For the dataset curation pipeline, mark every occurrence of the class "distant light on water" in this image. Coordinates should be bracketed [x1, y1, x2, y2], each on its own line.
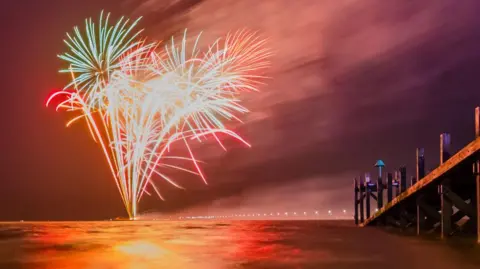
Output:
[166, 209, 348, 220]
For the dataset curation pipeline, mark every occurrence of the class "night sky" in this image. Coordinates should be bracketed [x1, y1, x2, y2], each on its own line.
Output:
[2, 0, 480, 220]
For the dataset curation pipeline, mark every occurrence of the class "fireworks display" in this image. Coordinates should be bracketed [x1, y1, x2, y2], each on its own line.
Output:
[46, 11, 271, 219]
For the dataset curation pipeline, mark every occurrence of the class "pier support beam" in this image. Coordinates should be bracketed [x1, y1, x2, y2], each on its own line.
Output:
[354, 178, 359, 225]
[365, 174, 371, 219]
[441, 179, 453, 238]
[416, 148, 426, 235]
[475, 107, 479, 138]
[417, 195, 425, 235]
[443, 186, 475, 218]
[387, 173, 393, 202]
[394, 171, 400, 197]
[440, 133, 452, 239]
[416, 148, 425, 181]
[440, 133, 451, 164]
[399, 205, 408, 229]
[377, 177, 384, 210]
[477, 162, 480, 243]
[474, 160, 480, 243]
[410, 176, 416, 186]
[475, 107, 480, 243]
[360, 178, 364, 223]
[399, 167, 407, 193]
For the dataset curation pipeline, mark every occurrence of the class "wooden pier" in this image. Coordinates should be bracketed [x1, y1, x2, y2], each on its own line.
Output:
[354, 107, 480, 242]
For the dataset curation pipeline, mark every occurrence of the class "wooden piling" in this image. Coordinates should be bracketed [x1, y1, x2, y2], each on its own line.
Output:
[440, 133, 452, 239]
[416, 194, 425, 235]
[394, 171, 400, 197]
[354, 178, 359, 225]
[416, 148, 426, 235]
[441, 179, 453, 238]
[475, 160, 480, 243]
[365, 174, 371, 219]
[475, 108, 480, 243]
[475, 107, 480, 138]
[393, 171, 398, 197]
[440, 133, 451, 164]
[359, 178, 364, 223]
[387, 173, 393, 203]
[399, 167, 407, 193]
[377, 176, 384, 211]
[416, 148, 425, 180]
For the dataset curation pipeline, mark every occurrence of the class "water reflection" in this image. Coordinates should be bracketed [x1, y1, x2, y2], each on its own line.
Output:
[1, 220, 473, 269]
[0, 221, 320, 268]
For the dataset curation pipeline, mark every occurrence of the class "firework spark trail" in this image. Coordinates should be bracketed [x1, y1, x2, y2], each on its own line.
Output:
[46, 11, 271, 219]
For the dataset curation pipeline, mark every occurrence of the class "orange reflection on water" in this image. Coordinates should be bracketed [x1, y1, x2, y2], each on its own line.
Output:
[115, 240, 166, 258]
[225, 221, 304, 265]
[5, 221, 311, 269]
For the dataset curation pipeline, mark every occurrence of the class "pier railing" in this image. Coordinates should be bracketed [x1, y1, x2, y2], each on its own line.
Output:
[354, 107, 480, 243]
